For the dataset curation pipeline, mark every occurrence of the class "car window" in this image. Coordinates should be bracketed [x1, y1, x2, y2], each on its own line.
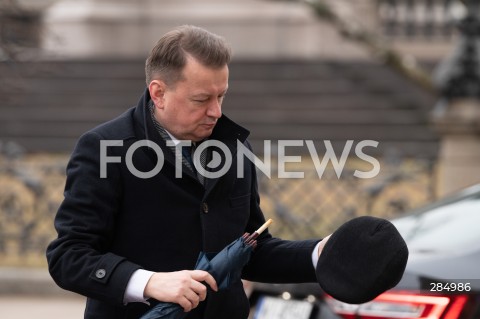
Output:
[392, 196, 480, 253]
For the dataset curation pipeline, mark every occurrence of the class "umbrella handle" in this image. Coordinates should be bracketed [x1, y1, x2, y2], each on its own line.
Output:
[255, 219, 273, 234]
[243, 219, 273, 247]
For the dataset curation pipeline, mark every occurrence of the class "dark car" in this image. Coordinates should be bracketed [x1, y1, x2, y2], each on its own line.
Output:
[249, 184, 480, 319]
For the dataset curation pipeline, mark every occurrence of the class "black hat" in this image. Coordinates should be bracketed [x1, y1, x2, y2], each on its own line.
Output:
[316, 216, 408, 304]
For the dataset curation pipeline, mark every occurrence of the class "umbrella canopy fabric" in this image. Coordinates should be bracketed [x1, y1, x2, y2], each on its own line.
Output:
[140, 229, 263, 319]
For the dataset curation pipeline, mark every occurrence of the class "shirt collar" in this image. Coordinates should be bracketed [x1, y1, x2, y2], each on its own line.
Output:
[165, 130, 181, 146]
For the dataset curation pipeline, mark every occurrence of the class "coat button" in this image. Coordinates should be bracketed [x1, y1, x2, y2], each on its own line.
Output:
[95, 269, 106, 279]
[202, 202, 209, 213]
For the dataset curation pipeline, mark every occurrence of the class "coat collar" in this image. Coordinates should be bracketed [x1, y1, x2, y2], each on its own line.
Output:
[134, 88, 250, 147]
[132, 88, 251, 191]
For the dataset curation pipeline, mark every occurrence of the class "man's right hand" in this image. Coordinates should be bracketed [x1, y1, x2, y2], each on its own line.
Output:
[144, 270, 218, 312]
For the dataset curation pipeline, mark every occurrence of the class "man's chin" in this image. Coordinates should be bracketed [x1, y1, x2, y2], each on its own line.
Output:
[197, 127, 215, 140]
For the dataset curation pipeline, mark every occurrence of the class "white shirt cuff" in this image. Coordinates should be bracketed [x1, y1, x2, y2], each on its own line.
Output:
[123, 269, 155, 304]
[311, 241, 322, 268]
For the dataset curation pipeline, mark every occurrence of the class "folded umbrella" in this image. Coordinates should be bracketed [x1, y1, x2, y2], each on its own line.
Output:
[140, 219, 273, 319]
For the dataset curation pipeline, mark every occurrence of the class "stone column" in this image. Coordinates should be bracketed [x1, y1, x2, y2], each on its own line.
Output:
[432, 99, 480, 195]
[0, 0, 58, 59]
[431, 1, 480, 196]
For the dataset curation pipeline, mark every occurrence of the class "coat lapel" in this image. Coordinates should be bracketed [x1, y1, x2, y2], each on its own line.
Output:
[133, 88, 200, 182]
[203, 114, 250, 197]
[133, 88, 251, 191]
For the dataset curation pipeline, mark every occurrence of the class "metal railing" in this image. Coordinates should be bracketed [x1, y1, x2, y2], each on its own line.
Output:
[0, 142, 66, 266]
[378, 0, 464, 39]
[257, 158, 436, 240]
[0, 148, 437, 266]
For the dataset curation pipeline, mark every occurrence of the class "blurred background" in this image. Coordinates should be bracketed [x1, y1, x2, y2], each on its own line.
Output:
[0, 0, 479, 317]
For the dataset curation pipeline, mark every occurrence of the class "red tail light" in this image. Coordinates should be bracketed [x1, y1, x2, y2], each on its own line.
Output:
[326, 292, 469, 319]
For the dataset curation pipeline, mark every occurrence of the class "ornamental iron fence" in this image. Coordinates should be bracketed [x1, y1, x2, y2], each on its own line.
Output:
[0, 144, 436, 266]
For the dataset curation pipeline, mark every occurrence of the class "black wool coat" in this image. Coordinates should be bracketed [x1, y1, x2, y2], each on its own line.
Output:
[46, 89, 319, 319]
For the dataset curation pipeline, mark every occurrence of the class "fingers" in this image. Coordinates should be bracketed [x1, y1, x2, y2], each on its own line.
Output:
[144, 270, 218, 313]
[175, 271, 216, 312]
[318, 234, 332, 257]
[190, 279, 208, 301]
[179, 289, 201, 312]
[191, 270, 218, 292]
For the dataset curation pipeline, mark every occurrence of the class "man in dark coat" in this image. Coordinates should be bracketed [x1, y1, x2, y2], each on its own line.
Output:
[46, 25, 326, 319]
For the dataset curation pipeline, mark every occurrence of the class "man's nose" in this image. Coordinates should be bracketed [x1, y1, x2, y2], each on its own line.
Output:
[207, 99, 222, 119]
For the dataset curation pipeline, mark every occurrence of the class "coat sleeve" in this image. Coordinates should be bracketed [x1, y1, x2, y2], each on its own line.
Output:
[241, 143, 321, 284]
[46, 131, 142, 305]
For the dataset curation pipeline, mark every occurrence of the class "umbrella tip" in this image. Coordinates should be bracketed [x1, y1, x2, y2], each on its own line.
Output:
[256, 219, 273, 235]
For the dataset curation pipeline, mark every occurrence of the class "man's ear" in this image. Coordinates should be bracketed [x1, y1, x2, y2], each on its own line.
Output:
[148, 80, 167, 109]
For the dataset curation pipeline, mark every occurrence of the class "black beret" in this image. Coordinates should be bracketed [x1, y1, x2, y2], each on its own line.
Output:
[316, 216, 408, 304]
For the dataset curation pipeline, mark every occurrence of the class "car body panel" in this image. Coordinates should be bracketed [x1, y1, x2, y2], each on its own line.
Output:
[249, 184, 480, 318]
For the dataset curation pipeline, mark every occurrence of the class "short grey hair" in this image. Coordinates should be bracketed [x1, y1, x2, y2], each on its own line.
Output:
[145, 25, 232, 86]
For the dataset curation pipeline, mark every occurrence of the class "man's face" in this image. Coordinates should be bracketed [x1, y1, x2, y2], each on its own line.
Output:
[151, 56, 229, 142]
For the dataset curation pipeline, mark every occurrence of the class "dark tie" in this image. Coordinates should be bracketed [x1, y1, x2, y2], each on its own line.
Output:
[182, 145, 195, 170]
[184, 142, 207, 185]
